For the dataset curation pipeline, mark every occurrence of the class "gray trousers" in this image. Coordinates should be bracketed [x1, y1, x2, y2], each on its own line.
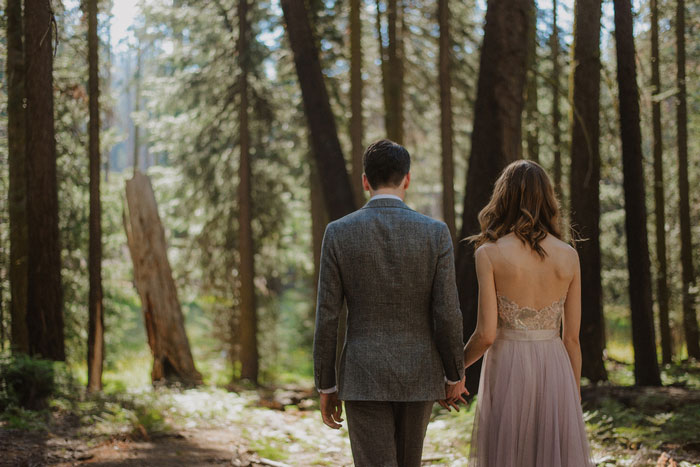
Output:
[344, 400, 434, 467]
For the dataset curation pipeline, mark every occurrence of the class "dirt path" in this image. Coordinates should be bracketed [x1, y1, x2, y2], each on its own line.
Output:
[3, 386, 699, 466]
[1, 389, 356, 467]
[69, 429, 245, 466]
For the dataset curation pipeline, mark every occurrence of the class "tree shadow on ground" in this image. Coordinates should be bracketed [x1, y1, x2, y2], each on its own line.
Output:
[81, 431, 238, 466]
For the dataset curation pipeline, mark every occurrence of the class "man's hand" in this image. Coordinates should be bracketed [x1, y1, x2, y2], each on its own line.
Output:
[320, 392, 344, 429]
[438, 376, 469, 412]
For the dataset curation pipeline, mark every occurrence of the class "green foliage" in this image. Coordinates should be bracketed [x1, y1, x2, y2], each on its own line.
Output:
[0, 353, 55, 410]
[67, 390, 173, 439]
[586, 398, 700, 454]
[0, 358, 173, 439]
[249, 434, 291, 462]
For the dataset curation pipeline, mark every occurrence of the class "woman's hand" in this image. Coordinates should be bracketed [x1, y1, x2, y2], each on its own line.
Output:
[438, 376, 469, 411]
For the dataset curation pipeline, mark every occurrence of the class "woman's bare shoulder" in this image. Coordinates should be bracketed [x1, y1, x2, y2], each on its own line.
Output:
[475, 242, 493, 258]
[546, 236, 579, 269]
[475, 242, 498, 266]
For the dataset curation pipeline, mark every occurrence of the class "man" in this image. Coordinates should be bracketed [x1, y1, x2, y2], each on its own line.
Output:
[313, 139, 466, 466]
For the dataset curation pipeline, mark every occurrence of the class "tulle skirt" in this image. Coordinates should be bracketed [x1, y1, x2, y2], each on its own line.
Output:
[469, 328, 594, 467]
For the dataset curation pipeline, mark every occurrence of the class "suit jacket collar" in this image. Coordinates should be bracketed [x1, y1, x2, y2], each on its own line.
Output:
[362, 197, 414, 211]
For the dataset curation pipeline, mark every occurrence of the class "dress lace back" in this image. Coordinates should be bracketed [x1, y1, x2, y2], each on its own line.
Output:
[496, 294, 566, 331]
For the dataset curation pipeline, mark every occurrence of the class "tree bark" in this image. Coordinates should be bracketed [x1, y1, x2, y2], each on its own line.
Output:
[7, 0, 29, 354]
[311, 159, 327, 299]
[550, 0, 563, 199]
[0, 263, 4, 351]
[524, 0, 540, 163]
[456, 0, 530, 394]
[350, 0, 365, 207]
[675, 0, 700, 359]
[650, 0, 672, 364]
[613, 0, 661, 386]
[281, 0, 357, 221]
[439, 0, 456, 242]
[376, 0, 389, 137]
[87, 0, 104, 392]
[124, 173, 202, 385]
[132, 45, 142, 175]
[569, 0, 607, 383]
[385, 0, 404, 143]
[25, 0, 65, 361]
[236, 0, 258, 384]
[376, 0, 404, 144]
[104, 20, 112, 182]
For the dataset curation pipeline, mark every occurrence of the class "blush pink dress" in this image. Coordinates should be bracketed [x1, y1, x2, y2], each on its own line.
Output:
[469, 294, 594, 466]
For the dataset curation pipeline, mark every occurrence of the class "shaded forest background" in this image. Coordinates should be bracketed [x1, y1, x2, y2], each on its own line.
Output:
[0, 0, 700, 464]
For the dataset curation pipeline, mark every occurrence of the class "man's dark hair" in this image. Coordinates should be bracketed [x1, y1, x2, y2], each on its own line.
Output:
[362, 139, 411, 189]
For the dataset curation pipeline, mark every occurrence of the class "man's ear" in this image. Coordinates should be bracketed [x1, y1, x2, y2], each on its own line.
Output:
[362, 173, 372, 192]
[403, 172, 411, 190]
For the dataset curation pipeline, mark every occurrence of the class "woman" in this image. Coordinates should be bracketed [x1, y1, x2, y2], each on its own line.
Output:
[463, 160, 593, 466]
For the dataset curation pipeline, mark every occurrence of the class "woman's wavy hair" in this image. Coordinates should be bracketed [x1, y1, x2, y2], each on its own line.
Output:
[466, 159, 565, 258]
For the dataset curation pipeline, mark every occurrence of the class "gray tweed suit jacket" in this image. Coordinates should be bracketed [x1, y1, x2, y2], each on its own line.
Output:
[313, 197, 465, 401]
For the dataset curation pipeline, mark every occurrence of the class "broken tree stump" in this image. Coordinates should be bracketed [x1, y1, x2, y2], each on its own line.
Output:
[123, 171, 202, 385]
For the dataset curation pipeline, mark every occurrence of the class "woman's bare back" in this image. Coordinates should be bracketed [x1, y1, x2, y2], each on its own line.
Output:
[480, 232, 578, 310]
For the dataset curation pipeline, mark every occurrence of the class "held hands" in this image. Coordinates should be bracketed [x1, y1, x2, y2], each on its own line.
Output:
[438, 375, 469, 412]
[320, 392, 344, 429]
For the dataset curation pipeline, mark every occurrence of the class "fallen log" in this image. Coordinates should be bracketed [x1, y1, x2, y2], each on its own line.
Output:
[582, 384, 700, 411]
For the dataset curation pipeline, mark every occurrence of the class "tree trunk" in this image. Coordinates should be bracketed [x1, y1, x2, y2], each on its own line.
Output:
[376, 0, 405, 144]
[281, 0, 357, 221]
[376, 0, 390, 137]
[524, 0, 540, 163]
[569, 0, 607, 383]
[675, 0, 700, 359]
[613, 0, 661, 386]
[385, 0, 404, 143]
[7, 0, 29, 354]
[124, 173, 202, 385]
[0, 264, 4, 351]
[104, 21, 112, 183]
[550, 0, 563, 199]
[133, 46, 142, 175]
[311, 158, 327, 298]
[350, 0, 365, 207]
[456, 0, 530, 394]
[87, 0, 104, 392]
[236, 0, 258, 384]
[651, 0, 672, 364]
[25, 0, 65, 361]
[439, 0, 456, 242]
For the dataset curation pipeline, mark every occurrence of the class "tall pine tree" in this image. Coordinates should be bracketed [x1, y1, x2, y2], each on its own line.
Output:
[438, 0, 456, 241]
[349, 0, 365, 207]
[569, 0, 607, 382]
[456, 0, 531, 394]
[236, 0, 259, 384]
[7, 0, 29, 354]
[87, 0, 105, 391]
[650, 0, 672, 364]
[25, 0, 65, 360]
[281, 0, 356, 221]
[613, 0, 661, 386]
[675, 0, 700, 359]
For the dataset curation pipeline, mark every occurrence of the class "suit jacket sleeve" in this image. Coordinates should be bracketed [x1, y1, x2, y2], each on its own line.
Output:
[431, 223, 465, 382]
[313, 223, 344, 391]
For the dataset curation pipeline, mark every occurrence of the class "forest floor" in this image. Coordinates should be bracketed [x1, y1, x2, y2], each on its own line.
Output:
[2, 373, 700, 467]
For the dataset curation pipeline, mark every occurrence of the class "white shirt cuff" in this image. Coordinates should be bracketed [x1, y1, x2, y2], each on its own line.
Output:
[445, 377, 460, 385]
[318, 386, 338, 394]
